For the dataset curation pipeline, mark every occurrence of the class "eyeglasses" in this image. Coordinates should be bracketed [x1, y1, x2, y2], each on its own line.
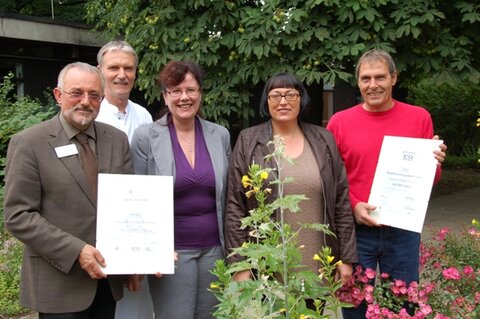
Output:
[166, 88, 200, 98]
[60, 89, 104, 103]
[268, 92, 300, 103]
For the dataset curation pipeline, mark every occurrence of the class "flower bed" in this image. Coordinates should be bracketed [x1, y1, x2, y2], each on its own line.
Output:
[337, 220, 480, 318]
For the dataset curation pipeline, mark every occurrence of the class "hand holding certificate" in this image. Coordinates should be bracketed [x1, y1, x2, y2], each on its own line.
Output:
[368, 136, 442, 233]
[96, 174, 175, 274]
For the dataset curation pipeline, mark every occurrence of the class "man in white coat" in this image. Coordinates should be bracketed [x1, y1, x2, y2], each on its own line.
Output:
[96, 40, 154, 319]
[96, 40, 153, 142]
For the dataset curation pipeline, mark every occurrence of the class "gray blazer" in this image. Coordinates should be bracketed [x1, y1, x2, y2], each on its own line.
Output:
[4, 114, 133, 313]
[131, 115, 231, 248]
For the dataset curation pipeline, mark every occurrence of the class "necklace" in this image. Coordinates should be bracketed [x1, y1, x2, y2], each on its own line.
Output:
[176, 130, 195, 154]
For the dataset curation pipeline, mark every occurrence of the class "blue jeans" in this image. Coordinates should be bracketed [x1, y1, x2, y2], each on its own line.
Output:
[342, 225, 420, 319]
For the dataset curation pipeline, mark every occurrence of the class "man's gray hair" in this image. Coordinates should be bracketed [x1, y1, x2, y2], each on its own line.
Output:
[355, 49, 396, 79]
[97, 40, 139, 67]
[57, 62, 105, 91]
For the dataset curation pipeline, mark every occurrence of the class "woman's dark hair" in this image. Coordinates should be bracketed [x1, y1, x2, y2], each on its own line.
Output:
[259, 73, 311, 118]
[157, 61, 203, 91]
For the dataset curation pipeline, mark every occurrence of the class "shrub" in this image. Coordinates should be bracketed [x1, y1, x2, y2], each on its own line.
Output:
[0, 72, 56, 229]
[0, 72, 56, 317]
[0, 233, 25, 316]
[407, 79, 480, 158]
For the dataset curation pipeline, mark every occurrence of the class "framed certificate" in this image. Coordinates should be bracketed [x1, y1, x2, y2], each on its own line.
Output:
[369, 136, 442, 233]
[96, 173, 174, 274]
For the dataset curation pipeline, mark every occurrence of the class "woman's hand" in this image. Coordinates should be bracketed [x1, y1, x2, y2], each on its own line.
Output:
[232, 270, 252, 281]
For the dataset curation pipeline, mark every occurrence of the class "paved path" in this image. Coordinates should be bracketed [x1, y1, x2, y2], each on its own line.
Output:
[12, 187, 480, 319]
[422, 186, 480, 240]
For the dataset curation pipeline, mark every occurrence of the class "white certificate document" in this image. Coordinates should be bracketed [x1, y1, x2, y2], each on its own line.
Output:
[96, 173, 174, 274]
[369, 136, 442, 233]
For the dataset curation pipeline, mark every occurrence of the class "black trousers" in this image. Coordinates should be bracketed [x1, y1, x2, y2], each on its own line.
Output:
[39, 279, 116, 319]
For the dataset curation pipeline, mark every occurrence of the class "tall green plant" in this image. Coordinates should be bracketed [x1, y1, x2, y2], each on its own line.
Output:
[0, 73, 56, 317]
[211, 137, 350, 318]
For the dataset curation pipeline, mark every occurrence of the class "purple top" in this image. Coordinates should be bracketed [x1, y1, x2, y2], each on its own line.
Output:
[168, 118, 220, 249]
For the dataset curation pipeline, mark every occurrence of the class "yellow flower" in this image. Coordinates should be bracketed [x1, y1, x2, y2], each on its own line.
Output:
[245, 190, 254, 198]
[313, 254, 321, 261]
[242, 175, 250, 188]
[260, 171, 269, 180]
[336, 260, 343, 266]
[473, 219, 479, 225]
[327, 255, 335, 264]
[253, 187, 260, 193]
[210, 283, 219, 289]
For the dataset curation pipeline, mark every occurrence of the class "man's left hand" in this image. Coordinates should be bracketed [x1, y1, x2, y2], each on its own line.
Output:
[433, 135, 447, 166]
[78, 244, 107, 279]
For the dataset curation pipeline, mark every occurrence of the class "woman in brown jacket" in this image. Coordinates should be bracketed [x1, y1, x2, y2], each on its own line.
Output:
[224, 73, 357, 284]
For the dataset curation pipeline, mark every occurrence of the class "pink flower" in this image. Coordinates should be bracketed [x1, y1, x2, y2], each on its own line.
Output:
[436, 227, 451, 241]
[397, 308, 411, 318]
[433, 261, 442, 269]
[407, 281, 419, 303]
[380, 307, 395, 318]
[337, 284, 365, 307]
[467, 227, 480, 238]
[462, 265, 474, 275]
[442, 267, 461, 280]
[365, 268, 377, 280]
[364, 285, 375, 303]
[453, 296, 465, 307]
[391, 279, 408, 296]
[419, 244, 432, 268]
[475, 291, 480, 304]
[418, 304, 432, 316]
[366, 304, 381, 319]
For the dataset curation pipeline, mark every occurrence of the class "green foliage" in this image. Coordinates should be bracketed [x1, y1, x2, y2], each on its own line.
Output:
[0, 73, 56, 158]
[443, 154, 479, 169]
[0, 73, 56, 218]
[85, 0, 480, 124]
[0, 73, 55, 316]
[0, 233, 28, 317]
[211, 137, 349, 318]
[407, 79, 480, 157]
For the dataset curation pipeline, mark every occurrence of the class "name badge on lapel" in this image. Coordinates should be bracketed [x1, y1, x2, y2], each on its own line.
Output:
[55, 144, 79, 158]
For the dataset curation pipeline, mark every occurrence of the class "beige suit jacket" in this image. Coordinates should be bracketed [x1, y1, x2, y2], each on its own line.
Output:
[4, 114, 133, 313]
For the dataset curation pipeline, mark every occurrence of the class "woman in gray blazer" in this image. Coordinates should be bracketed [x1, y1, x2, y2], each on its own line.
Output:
[131, 61, 231, 319]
